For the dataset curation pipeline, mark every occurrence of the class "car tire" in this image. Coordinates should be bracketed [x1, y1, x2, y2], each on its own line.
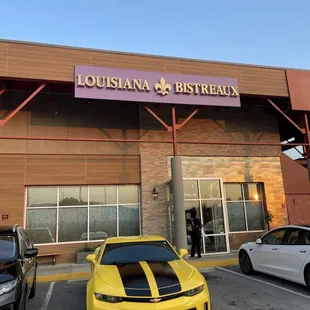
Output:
[239, 250, 254, 275]
[29, 273, 36, 299]
[304, 265, 310, 288]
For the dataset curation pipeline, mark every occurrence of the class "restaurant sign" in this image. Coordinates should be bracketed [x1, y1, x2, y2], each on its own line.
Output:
[74, 65, 241, 107]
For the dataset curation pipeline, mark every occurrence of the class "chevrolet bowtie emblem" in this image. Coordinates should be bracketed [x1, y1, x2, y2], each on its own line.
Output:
[150, 297, 161, 303]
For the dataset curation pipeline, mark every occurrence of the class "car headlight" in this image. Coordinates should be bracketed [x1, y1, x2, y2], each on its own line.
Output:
[0, 279, 18, 296]
[184, 284, 204, 296]
[95, 293, 122, 303]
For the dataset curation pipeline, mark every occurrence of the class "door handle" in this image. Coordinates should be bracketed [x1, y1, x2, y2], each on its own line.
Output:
[299, 250, 307, 253]
[272, 248, 278, 250]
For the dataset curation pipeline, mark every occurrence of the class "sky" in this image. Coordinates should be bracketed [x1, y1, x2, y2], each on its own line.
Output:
[0, 0, 310, 69]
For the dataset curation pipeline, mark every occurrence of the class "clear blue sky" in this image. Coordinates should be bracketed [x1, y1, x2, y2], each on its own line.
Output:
[1, 0, 309, 69]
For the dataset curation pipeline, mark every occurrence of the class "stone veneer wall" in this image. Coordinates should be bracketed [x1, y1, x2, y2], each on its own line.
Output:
[172, 156, 288, 229]
[140, 153, 288, 239]
[138, 104, 288, 240]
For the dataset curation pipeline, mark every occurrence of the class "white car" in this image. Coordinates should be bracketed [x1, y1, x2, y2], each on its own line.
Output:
[238, 225, 310, 287]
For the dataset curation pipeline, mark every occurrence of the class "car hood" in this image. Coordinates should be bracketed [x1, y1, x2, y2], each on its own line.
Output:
[0, 260, 19, 284]
[95, 259, 198, 297]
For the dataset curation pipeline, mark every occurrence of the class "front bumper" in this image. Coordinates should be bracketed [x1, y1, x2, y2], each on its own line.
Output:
[87, 292, 210, 310]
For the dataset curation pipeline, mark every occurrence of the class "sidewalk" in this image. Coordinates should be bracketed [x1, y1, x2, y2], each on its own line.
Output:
[37, 252, 238, 283]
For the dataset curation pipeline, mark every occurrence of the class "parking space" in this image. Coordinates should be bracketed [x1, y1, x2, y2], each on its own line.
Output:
[27, 268, 310, 310]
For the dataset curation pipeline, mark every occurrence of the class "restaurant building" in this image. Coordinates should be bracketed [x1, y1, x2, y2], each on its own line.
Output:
[0, 39, 310, 263]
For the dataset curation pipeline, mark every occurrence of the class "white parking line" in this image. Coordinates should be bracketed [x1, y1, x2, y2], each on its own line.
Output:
[217, 267, 310, 300]
[41, 282, 55, 310]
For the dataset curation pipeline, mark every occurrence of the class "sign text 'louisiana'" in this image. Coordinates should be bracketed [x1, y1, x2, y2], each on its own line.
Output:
[74, 65, 241, 107]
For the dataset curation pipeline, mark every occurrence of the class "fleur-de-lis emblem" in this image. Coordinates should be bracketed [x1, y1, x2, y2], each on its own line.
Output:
[155, 77, 171, 96]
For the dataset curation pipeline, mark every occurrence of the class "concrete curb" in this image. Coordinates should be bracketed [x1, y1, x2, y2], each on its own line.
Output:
[36, 258, 238, 283]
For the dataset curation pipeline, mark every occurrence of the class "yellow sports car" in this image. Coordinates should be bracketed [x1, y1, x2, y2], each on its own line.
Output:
[86, 235, 211, 310]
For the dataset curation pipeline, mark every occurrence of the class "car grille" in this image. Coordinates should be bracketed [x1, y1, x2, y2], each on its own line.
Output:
[122, 291, 184, 303]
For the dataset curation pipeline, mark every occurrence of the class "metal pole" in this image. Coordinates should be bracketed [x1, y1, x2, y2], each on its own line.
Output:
[171, 156, 188, 256]
[171, 105, 178, 156]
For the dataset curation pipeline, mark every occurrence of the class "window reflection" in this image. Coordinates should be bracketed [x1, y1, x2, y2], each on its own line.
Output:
[225, 184, 242, 201]
[118, 185, 139, 204]
[26, 209, 56, 243]
[200, 180, 221, 199]
[183, 181, 198, 199]
[201, 200, 225, 235]
[119, 206, 140, 236]
[59, 186, 88, 206]
[27, 187, 57, 207]
[58, 208, 88, 242]
[89, 206, 117, 239]
[227, 202, 246, 232]
[89, 186, 117, 205]
[243, 183, 261, 201]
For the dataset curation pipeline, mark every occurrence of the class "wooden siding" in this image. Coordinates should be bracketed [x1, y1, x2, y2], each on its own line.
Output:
[0, 154, 140, 225]
[0, 40, 289, 97]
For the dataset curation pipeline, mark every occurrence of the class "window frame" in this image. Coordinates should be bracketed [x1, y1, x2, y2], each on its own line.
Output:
[224, 182, 266, 233]
[25, 185, 141, 246]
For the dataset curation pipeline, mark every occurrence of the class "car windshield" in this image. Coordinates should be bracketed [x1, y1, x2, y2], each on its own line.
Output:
[100, 241, 179, 265]
[0, 235, 17, 261]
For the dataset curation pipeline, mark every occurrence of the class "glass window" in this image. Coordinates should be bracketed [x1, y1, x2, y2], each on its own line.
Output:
[27, 187, 57, 207]
[118, 185, 139, 204]
[224, 183, 265, 233]
[0, 235, 17, 261]
[183, 181, 198, 199]
[26, 185, 141, 244]
[302, 230, 310, 245]
[26, 209, 57, 244]
[201, 200, 225, 234]
[245, 202, 265, 231]
[225, 184, 242, 201]
[227, 202, 246, 232]
[89, 186, 117, 205]
[89, 206, 117, 240]
[119, 205, 140, 236]
[200, 180, 221, 199]
[101, 241, 178, 265]
[262, 229, 286, 245]
[243, 183, 261, 201]
[59, 186, 88, 206]
[58, 208, 88, 242]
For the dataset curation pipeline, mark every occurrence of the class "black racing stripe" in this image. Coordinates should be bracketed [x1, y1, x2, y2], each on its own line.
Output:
[117, 263, 152, 297]
[147, 262, 181, 296]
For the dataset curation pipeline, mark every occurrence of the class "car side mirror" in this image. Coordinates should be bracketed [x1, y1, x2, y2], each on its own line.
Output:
[86, 254, 96, 263]
[256, 238, 262, 245]
[178, 248, 188, 258]
[24, 248, 38, 258]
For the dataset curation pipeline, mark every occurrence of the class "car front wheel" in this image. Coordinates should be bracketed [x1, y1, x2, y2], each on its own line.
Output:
[239, 250, 254, 275]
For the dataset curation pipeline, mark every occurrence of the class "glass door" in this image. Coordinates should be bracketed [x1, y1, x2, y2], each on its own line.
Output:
[184, 179, 229, 255]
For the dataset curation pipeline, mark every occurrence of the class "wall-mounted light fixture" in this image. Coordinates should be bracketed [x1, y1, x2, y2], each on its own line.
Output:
[152, 187, 158, 199]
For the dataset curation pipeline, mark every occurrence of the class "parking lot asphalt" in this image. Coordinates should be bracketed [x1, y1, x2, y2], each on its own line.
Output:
[28, 267, 310, 310]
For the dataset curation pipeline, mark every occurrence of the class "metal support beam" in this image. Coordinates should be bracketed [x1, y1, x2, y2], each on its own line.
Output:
[0, 135, 307, 147]
[143, 105, 172, 131]
[172, 105, 178, 156]
[0, 84, 46, 126]
[171, 156, 188, 255]
[177, 108, 199, 130]
[267, 99, 305, 133]
[302, 113, 310, 182]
